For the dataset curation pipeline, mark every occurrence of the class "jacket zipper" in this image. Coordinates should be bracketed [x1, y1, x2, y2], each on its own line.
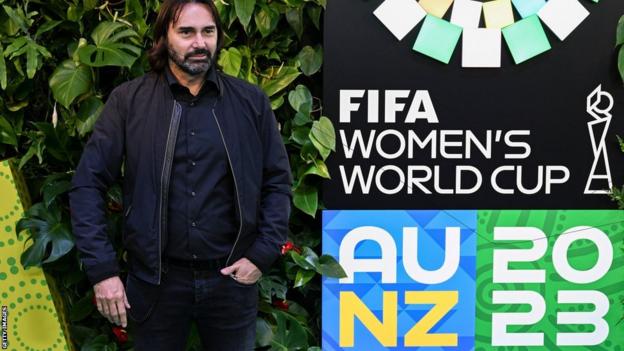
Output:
[158, 100, 182, 284]
[211, 109, 243, 267]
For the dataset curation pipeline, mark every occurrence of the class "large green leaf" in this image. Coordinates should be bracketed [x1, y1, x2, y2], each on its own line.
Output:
[288, 84, 312, 114]
[619, 45, 624, 83]
[285, 6, 303, 39]
[78, 21, 141, 68]
[318, 255, 347, 278]
[293, 184, 318, 217]
[296, 45, 323, 76]
[309, 116, 335, 160]
[49, 59, 92, 108]
[0, 115, 17, 146]
[234, 0, 256, 29]
[260, 66, 300, 97]
[271, 311, 309, 350]
[218, 47, 243, 77]
[294, 268, 315, 288]
[15, 202, 75, 267]
[34, 122, 76, 164]
[254, 4, 279, 38]
[76, 96, 104, 137]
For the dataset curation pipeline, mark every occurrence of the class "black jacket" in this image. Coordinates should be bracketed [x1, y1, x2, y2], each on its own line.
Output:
[69, 71, 292, 286]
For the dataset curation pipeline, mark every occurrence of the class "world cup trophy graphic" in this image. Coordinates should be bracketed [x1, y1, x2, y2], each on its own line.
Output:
[585, 85, 613, 194]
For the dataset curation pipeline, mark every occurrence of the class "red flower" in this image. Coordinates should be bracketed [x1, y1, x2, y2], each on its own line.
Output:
[281, 241, 302, 255]
[111, 326, 128, 344]
[272, 299, 289, 311]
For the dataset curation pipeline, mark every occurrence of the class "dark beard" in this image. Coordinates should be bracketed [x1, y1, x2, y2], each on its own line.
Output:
[168, 46, 213, 76]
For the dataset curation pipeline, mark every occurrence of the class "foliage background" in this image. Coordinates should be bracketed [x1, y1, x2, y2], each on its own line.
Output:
[0, 0, 343, 349]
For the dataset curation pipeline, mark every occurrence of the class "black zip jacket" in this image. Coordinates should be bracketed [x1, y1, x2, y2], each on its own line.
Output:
[69, 71, 292, 286]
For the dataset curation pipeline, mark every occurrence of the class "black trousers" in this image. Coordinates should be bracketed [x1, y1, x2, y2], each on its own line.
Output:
[126, 261, 258, 350]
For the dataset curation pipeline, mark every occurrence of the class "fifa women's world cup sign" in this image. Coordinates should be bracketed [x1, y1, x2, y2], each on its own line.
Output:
[322, 0, 624, 350]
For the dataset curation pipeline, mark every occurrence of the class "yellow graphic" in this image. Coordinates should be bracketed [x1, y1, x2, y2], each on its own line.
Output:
[339, 291, 398, 347]
[0, 159, 70, 351]
[483, 0, 515, 28]
[419, 0, 454, 18]
[404, 291, 458, 346]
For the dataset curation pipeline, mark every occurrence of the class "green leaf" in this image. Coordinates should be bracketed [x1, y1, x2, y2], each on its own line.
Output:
[296, 45, 323, 76]
[234, 0, 256, 29]
[618, 15, 624, 46]
[218, 47, 243, 77]
[271, 95, 285, 110]
[293, 184, 318, 217]
[34, 122, 76, 164]
[293, 112, 311, 126]
[290, 126, 310, 145]
[271, 311, 309, 350]
[302, 161, 330, 179]
[619, 45, 624, 84]
[255, 4, 279, 38]
[76, 96, 104, 137]
[617, 135, 624, 153]
[2, 5, 29, 33]
[285, 7, 303, 39]
[0, 115, 17, 146]
[15, 202, 75, 267]
[306, 6, 322, 30]
[290, 251, 315, 271]
[35, 19, 62, 38]
[0, 43, 6, 90]
[288, 84, 312, 114]
[294, 268, 315, 287]
[309, 116, 335, 160]
[318, 255, 347, 278]
[41, 173, 72, 208]
[77, 21, 141, 68]
[256, 318, 274, 347]
[49, 59, 92, 108]
[260, 66, 301, 97]
[18, 134, 45, 170]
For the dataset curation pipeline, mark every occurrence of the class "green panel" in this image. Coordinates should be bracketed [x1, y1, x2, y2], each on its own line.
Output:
[502, 15, 551, 64]
[412, 15, 462, 64]
[476, 210, 624, 350]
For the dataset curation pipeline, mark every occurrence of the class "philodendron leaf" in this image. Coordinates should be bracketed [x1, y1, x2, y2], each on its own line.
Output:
[294, 268, 315, 288]
[293, 184, 318, 217]
[309, 116, 335, 160]
[288, 84, 312, 114]
[0, 43, 6, 89]
[78, 21, 141, 68]
[234, 0, 256, 29]
[618, 15, 624, 46]
[619, 46, 624, 83]
[296, 45, 323, 76]
[260, 66, 301, 97]
[15, 202, 74, 267]
[218, 47, 243, 77]
[49, 59, 92, 108]
[318, 255, 347, 278]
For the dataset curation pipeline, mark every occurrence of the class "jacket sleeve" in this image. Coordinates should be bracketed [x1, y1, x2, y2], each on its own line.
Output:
[243, 90, 292, 274]
[69, 87, 126, 285]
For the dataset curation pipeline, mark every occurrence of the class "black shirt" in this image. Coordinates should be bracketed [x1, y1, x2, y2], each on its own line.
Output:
[165, 66, 237, 260]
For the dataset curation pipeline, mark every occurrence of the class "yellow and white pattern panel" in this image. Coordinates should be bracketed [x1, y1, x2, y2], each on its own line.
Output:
[0, 159, 69, 351]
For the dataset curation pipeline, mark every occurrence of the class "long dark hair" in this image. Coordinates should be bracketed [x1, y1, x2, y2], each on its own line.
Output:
[147, 0, 223, 72]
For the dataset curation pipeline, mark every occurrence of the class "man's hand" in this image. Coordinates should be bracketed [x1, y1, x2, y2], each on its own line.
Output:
[94, 276, 131, 327]
[220, 257, 262, 285]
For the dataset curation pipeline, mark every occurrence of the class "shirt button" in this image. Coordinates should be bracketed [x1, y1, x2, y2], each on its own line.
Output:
[191, 161, 196, 166]
[191, 191, 196, 197]
[190, 130, 195, 136]
[191, 221, 196, 227]
[190, 101, 196, 107]
[192, 254, 198, 259]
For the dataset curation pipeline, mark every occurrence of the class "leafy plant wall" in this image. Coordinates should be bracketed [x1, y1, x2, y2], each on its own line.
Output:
[0, 0, 343, 349]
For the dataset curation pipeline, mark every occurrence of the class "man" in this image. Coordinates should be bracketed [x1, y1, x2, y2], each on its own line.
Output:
[69, 0, 292, 349]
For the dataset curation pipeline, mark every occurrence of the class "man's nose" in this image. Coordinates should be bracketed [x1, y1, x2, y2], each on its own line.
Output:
[191, 33, 207, 48]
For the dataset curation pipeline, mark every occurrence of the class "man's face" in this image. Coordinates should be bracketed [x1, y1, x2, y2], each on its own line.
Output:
[166, 3, 218, 76]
